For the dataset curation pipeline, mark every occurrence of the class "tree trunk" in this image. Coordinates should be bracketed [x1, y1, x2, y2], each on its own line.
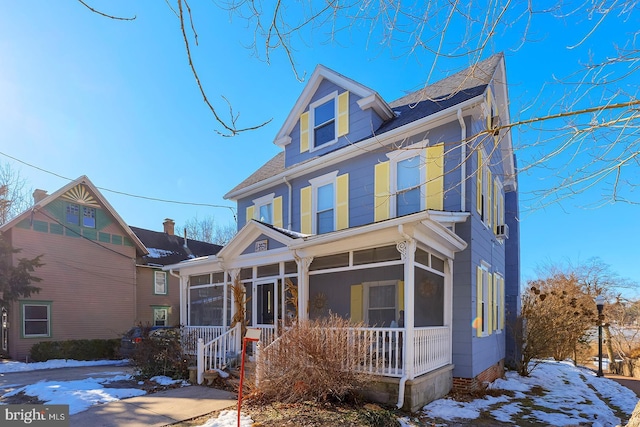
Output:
[604, 325, 615, 369]
[626, 400, 640, 427]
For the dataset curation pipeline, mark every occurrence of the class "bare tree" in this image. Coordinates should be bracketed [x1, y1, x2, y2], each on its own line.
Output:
[178, 214, 236, 245]
[0, 162, 32, 225]
[76, 1, 638, 205]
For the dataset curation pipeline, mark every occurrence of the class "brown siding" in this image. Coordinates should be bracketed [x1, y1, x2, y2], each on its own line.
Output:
[7, 216, 136, 361]
[135, 266, 180, 327]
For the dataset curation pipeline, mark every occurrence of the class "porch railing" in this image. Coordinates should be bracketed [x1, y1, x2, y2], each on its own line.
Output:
[257, 326, 450, 380]
[182, 326, 226, 355]
[196, 324, 241, 384]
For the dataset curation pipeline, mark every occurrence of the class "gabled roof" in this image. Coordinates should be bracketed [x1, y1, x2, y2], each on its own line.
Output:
[274, 64, 394, 147]
[226, 54, 506, 200]
[0, 175, 148, 255]
[130, 226, 222, 267]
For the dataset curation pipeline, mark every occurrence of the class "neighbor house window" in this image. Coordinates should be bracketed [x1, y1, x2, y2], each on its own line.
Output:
[66, 203, 96, 228]
[66, 203, 80, 225]
[21, 302, 51, 338]
[310, 93, 337, 149]
[154, 271, 167, 295]
[153, 308, 168, 327]
[83, 206, 96, 228]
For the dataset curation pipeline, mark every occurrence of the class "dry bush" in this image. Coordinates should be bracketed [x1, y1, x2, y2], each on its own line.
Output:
[252, 314, 374, 404]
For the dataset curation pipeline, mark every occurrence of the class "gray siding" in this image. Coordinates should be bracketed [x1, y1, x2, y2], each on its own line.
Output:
[285, 79, 386, 168]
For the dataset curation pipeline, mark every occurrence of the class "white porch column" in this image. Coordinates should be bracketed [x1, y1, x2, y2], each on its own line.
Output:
[397, 239, 416, 380]
[446, 258, 454, 365]
[295, 256, 313, 322]
[228, 269, 240, 328]
[180, 275, 188, 326]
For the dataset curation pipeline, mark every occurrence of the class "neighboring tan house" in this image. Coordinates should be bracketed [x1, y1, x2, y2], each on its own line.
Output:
[0, 176, 222, 361]
[131, 221, 222, 328]
[167, 53, 521, 411]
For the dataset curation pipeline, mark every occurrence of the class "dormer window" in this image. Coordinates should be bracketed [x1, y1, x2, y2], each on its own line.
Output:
[309, 92, 339, 150]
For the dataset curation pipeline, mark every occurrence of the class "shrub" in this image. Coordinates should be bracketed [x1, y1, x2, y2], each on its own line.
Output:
[129, 325, 189, 380]
[253, 315, 374, 404]
[30, 339, 120, 362]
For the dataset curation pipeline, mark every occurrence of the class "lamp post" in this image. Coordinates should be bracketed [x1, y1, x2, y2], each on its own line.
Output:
[595, 295, 605, 377]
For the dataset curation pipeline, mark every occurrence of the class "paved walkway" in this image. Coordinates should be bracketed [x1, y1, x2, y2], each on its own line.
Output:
[69, 385, 237, 427]
[606, 373, 640, 398]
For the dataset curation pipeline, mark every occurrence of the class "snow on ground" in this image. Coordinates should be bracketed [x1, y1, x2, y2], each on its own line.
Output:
[0, 359, 187, 415]
[0, 358, 638, 426]
[421, 359, 639, 427]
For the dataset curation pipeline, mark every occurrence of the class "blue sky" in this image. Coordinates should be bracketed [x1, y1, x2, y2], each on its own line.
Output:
[0, 2, 638, 288]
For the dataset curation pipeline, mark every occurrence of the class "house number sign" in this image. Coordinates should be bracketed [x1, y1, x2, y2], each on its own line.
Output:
[255, 239, 268, 252]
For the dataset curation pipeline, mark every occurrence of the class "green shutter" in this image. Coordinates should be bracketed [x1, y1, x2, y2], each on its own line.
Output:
[300, 186, 312, 234]
[273, 196, 283, 228]
[300, 111, 309, 153]
[337, 91, 350, 136]
[350, 284, 363, 323]
[336, 173, 349, 230]
[374, 161, 390, 221]
[426, 143, 444, 210]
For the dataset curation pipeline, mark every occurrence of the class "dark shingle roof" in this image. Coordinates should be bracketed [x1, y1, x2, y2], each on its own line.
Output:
[226, 54, 503, 198]
[130, 226, 223, 266]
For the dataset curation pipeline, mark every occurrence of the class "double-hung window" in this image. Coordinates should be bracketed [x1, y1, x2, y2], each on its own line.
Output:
[367, 282, 397, 327]
[308, 172, 338, 234]
[395, 156, 423, 216]
[66, 203, 96, 228]
[22, 302, 51, 338]
[154, 271, 167, 295]
[310, 93, 337, 149]
[250, 193, 275, 225]
[154, 307, 168, 327]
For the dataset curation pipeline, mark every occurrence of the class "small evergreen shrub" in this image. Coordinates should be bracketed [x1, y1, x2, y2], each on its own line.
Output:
[30, 339, 120, 362]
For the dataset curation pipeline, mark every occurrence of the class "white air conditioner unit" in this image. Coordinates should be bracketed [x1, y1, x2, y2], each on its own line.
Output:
[496, 224, 509, 240]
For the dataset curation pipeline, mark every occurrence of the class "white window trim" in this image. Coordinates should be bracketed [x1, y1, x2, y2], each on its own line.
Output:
[480, 147, 491, 228]
[494, 272, 504, 334]
[22, 303, 51, 338]
[386, 143, 427, 217]
[309, 91, 339, 152]
[479, 262, 491, 337]
[309, 171, 339, 234]
[153, 307, 168, 326]
[252, 193, 275, 223]
[154, 271, 168, 295]
[362, 280, 399, 326]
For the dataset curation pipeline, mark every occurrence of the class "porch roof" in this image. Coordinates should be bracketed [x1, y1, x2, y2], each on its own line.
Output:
[164, 210, 468, 275]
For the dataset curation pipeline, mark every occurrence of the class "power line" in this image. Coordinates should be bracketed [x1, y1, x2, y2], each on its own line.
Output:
[0, 150, 237, 218]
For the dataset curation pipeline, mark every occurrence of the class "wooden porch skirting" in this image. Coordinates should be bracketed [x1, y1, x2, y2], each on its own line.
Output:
[360, 364, 454, 413]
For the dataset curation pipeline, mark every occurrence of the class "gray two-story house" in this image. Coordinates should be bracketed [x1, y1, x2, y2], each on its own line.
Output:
[167, 53, 520, 411]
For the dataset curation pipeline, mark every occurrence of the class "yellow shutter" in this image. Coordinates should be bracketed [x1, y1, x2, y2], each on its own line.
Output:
[374, 161, 390, 222]
[350, 284, 363, 323]
[488, 273, 494, 335]
[486, 87, 493, 130]
[476, 266, 483, 338]
[273, 196, 283, 228]
[499, 276, 505, 330]
[300, 111, 309, 153]
[397, 280, 405, 312]
[486, 168, 492, 226]
[336, 173, 349, 230]
[426, 143, 444, 210]
[246, 205, 254, 225]
[493, 179, 498, 233]
[476, 150, 483, 214]
[300, 186, 312, 234]
[337, 91, 349, 137]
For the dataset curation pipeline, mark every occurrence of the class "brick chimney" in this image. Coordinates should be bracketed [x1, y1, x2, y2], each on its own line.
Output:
[163, 218, 175, 235]
[33, 189, 48, 204]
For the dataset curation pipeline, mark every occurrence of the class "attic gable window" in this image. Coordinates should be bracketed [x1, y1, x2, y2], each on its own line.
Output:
[313, 97, 336, 148]
[66, 203, 96, 228]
